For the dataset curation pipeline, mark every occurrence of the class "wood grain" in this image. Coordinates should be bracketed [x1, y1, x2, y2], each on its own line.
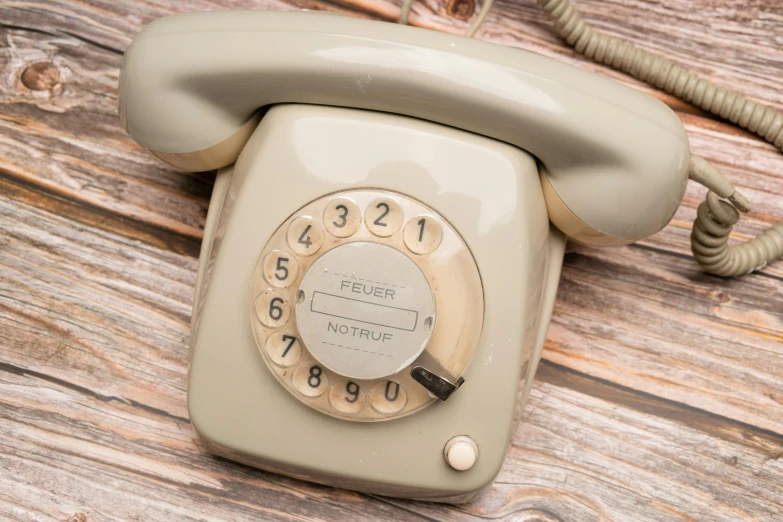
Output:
[1, 0, 782, 520]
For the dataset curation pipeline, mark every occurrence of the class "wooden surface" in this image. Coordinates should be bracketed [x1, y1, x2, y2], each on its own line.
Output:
[1, 0, 782, 520]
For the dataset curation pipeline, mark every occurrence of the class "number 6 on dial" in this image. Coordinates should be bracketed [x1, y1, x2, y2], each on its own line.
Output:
[254, 289, 290, 328]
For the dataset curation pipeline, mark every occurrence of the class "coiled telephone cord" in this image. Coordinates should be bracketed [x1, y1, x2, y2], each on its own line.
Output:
[399, 0, 783, 276]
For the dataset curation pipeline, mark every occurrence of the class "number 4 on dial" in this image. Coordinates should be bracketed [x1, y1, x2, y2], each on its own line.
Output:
[287, 216, 324, 256]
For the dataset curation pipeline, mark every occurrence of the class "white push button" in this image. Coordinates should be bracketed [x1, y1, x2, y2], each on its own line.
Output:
[444, 436, 478, 471]
[295, 242, 435, 380]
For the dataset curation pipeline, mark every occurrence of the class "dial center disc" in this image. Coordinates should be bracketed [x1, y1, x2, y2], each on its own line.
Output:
[295, 242, 435, 380]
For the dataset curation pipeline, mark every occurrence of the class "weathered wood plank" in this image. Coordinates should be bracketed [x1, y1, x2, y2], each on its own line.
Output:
[1, 0, 782, 519]
[2, 349, 782, 520]
[0, 27, 213, 243]
[2, 14, 780, 431]
[2, 26, 780, 273]
[3, 0, 781, 265]
[1, 114, 781, 519]
[551, 242, 783, 432]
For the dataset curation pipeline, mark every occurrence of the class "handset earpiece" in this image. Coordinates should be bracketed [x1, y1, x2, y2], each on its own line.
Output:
[539, 169, 633, 247]
[143, 114, 260, 172]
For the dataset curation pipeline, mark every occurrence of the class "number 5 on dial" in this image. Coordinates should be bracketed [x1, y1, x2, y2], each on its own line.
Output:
[262, 250, 299, 288]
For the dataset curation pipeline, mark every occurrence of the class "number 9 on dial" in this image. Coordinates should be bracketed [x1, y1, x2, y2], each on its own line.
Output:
[329, 380, 366, 414]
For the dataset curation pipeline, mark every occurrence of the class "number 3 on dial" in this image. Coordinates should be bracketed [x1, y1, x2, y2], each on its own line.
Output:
[323, 198, 361, 237]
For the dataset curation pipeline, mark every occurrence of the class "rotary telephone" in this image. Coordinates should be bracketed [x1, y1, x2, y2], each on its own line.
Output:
[119, 2, 783, 503]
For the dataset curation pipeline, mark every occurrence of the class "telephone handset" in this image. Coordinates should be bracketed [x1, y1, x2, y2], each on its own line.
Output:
[119, 6, 782, 502]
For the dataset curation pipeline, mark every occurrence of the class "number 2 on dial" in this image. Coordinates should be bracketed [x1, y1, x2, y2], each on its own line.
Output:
[373, 203, 390, 227]
[365, 198, 402, 237]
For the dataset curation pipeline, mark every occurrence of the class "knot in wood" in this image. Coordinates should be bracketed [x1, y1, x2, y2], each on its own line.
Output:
[21, 62, 61, 91]
[446, 0, 475, 21]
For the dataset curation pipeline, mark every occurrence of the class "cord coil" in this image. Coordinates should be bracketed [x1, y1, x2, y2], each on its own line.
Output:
[538, 0, 783, 150]
[399, 0, 783, 277]
[536, 0, 783, 276]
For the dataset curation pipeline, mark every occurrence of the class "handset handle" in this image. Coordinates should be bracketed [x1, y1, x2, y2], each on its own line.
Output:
[120, 10, 689, 243]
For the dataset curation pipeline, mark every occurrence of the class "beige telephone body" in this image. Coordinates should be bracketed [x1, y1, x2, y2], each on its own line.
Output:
[119, 11, 693, 502]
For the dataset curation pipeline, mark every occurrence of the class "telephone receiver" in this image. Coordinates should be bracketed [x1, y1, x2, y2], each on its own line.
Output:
[120, 10, 691, 246]
[119, 9, 781, 502]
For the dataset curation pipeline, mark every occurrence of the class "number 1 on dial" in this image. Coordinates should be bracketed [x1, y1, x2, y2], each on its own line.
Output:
[403, 215, 443, 255]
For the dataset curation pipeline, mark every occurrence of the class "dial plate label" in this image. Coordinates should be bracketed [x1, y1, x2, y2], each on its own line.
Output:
[296, 242, 435, 380]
